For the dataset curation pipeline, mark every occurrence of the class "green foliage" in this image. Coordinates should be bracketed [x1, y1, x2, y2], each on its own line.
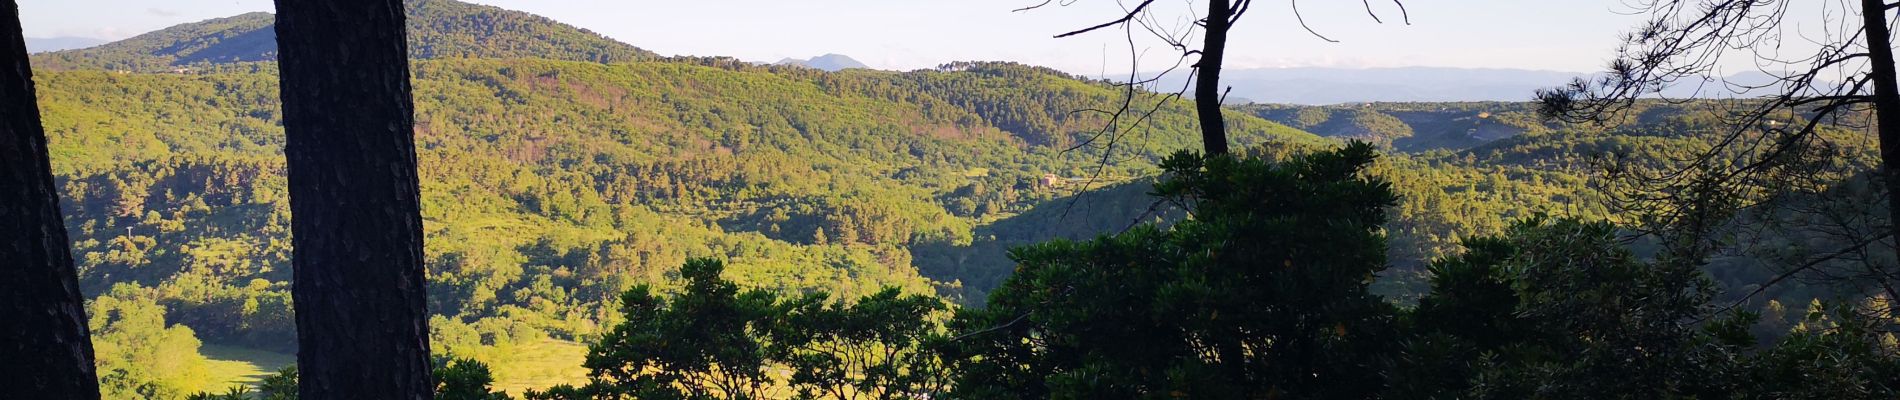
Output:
[91, 283, 216, 399]
[189, 360, 518, 400]
[30, 12, 277, 72]
[186, 386, 252, 400]
[39, 3, 1900, 394]
[582, 258, 779, 399]
[1736, 304, 1900, 399]
[437, 358, 514, 400]
[768, 287, 950, 399]
[41, 51, 1321, 369]
[1246, 102, 1547, 152]
[1394, 217, 1900, 399]
[945, 144, 1400, 399]
[527, 258, 946, 400]
[1392, 218, 1718, 398]
[256, 367, 298, 400]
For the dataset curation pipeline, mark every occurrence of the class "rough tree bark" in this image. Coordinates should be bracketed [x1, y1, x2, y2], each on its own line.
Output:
[1862, 0, 1900, 269]
[1194, 0, 1233, 156]
[273, 0, 433, 398]
[0, 1, 102, 398]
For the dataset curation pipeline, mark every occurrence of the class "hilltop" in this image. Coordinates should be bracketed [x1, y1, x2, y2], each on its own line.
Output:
[776, 53, 872, 71]
[1243, 102, 1554, 152]
[29, 0, 655, 72]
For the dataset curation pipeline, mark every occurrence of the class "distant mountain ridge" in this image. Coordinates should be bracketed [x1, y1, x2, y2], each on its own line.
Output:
[30, 0, 657, 71]
[1124, 66, 1812, 105]
[776, 53, 870, 71]
[1117, 67, 1580, 105]
[25, 37, 106, 53]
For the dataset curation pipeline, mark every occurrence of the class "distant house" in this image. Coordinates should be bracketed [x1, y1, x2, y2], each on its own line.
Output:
[1039, 173, 1117, 190]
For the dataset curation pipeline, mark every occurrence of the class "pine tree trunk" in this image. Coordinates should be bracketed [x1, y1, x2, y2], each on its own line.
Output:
[1194, 0, 1233, 156]
[1863, 0, 1900, 300]
[273, 0, 433, 398]
[0, 1, 102, 398]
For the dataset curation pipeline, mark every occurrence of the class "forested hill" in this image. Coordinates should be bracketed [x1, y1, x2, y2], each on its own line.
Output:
[1242, 102, 1556, 152]
[33, 10, 1325, 390]
[37, 0, 1890, 395]
[29, 0, 656, 72]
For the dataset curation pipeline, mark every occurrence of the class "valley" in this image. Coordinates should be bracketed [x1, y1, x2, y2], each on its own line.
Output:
[23, 0, 1891, 397]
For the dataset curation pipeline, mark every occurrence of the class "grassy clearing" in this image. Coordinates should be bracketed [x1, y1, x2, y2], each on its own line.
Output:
[193, 339, 587, 395]
[200, 344, 295, 392]
[486, 338, 591, 394]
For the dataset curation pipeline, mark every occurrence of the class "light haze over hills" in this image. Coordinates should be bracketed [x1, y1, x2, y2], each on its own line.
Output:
[774, 53, 871, 72]
[24, 37, 106, 53]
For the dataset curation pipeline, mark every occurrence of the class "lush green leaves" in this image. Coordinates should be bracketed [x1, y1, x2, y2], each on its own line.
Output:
[531, 259, 946, 400]
[946, 144, 1400, 399]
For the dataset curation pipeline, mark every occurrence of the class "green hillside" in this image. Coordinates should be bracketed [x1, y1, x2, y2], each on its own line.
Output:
[1245, 102, 1555, 152]
[34, 1, 1895, 397]
[38, 52, 1324, 394]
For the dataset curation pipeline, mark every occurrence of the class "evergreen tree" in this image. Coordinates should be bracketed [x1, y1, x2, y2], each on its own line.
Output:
[274, 0, 433, 397]
[945, 143, 1400, 399]
[0, 1, 101, 398]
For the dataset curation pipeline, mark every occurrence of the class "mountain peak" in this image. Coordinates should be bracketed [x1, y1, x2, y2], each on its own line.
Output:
[776, 53, 870, 72]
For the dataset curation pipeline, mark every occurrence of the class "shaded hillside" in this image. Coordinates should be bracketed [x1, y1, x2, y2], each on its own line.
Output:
[1246, 102, 1553, 152]
[32, 12, 277, 71]
[929, 100, 1886, 304]
[30, 0, 655, 72]
[914, 139, 1625, 304]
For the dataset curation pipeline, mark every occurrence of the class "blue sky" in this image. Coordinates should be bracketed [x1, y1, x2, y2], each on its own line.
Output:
[17, 0, 1660, 73]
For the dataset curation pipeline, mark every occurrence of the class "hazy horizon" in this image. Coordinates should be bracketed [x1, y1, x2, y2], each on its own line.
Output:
[21, 0, 1658, 76]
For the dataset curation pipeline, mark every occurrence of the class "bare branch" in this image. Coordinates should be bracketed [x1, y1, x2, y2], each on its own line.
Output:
[1053, 0, 1160, 38]
[1013, 0, 1054, 13]
[1362, 0, 1411, 24]
[1291, 0, 1341, 42]
[1700, 230, 1894, 322]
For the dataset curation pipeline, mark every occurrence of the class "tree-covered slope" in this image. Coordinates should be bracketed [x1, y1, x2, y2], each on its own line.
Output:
[1245, 102, 1556, 152]
[29, 0, 656, 72]
[42, 2, 1894, 394]
[934, 99, 1885, 305]
[35, 55, 1323, 392]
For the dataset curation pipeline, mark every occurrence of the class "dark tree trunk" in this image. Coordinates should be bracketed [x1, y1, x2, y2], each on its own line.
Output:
[1194, 0, 1233, 156]
[0, 1, 101, 398]
[273, 0, 433, 398]
[1863, 0, 1900, 283]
